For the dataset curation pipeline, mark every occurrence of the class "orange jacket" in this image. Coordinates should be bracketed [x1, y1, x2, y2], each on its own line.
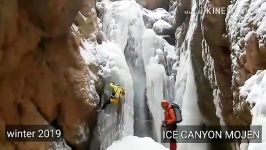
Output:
[164, 104, 177, 125]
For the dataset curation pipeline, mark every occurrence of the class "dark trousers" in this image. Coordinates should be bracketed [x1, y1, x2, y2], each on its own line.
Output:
[168, 124, 177, 150]
[101, 99, 111, 109]
[101, 94, 115, 110]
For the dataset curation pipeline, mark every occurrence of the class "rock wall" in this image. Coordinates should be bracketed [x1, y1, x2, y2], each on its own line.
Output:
[226, 0, 266, 126]
[0, 0, 98, 149]
[138, 0, 170, 10]
[175, 0, 265, 124]
[174, 0, 222, 126]
[201, 0, 238, 126]
[175, 0, 265, 148]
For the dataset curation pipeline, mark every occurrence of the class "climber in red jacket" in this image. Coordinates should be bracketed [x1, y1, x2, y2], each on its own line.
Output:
[161, 100, 177, 150]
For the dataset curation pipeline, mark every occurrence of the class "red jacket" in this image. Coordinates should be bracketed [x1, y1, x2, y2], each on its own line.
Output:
[164, 105, 177, 125]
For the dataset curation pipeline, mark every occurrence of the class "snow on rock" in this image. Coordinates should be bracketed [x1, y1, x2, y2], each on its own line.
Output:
[146, 8, 171, 22]
[107, 136, 168, 150]
[49, 140, 72, 150]
[80, 40, 98, 65]
[152, 19, 173, 35]
[240, 70, 266, 105]
[225, 0, 266, 129]
[79, 40, 101, 102]
[240, 70, 266, 150]
[226, 0, 266, 64]
[226, 0, 266, 91]
[143, 7, 174, 28]
[226, 0, 266, 42]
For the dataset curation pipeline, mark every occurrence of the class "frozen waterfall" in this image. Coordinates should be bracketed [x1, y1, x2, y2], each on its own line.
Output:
[80, 0, 205, 149]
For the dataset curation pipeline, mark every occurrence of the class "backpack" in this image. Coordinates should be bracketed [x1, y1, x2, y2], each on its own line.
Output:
[171, 103, 182, 123]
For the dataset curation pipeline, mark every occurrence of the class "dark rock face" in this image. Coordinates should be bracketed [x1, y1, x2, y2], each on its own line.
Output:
[20, 0, 83, 37]
[144, 0, 170, 10]
[201, 0, 241, 125]
[190, 18, 221, 126]
[174, 0, 191, 28]
[0, 0, 98, 149]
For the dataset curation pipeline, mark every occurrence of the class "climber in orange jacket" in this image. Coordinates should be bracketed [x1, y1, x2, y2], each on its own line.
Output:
[161, 100, 177, 150]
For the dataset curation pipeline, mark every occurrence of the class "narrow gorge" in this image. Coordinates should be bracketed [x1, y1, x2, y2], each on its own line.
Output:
[0, 0, 265, 150]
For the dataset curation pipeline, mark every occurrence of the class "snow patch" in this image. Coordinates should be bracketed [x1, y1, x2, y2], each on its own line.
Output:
[240, 70, 266, 150]
[152, 19, 172, 34]
[107, 136, 168, 150]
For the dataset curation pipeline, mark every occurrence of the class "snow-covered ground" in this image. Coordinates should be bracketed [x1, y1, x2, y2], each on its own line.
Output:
[107, 136, 168, 150]
[240, 70, 266, 150]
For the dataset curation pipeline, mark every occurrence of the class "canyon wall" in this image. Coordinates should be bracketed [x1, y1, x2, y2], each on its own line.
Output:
[175, 0, 265, 126]
[0, 0, 99, 149]
[0, 0, 265, 149]
[174, 0, 265, 149]
[226, 0, 266, 126]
